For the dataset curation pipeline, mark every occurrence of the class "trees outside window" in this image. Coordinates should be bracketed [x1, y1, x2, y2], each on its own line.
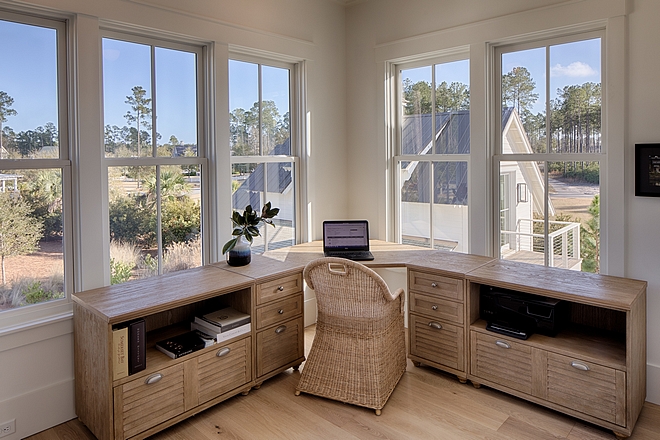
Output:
[103, 35, 205, 284]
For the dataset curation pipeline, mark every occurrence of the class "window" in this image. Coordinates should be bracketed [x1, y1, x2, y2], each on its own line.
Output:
[0, 12, 70, 316]
[395, 58, 470, 252]
[102, 33, 206, 283]
[494, 33, 602, 272]
[229, 57, 298, 252]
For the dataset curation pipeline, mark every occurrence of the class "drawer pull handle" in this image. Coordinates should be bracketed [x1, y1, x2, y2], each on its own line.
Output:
[570, 361, 590, 371]
[144, 373, 163, 385]
[495, 340, 511, 349]
[428, 322, 442, 330]
[278, 309, 284, 314]
[216, 347, 231, 357]
[431, 282, 438, 288]
[277, 286, 285, 292]
[431, 305, 438, 311]
[275, 325, 287, 334]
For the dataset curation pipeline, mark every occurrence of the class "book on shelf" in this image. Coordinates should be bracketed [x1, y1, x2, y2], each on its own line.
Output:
[112, 325, 129, 380]
[155, 331, 206, 359]
[128, 318, 146, 375]
[191, 328, 216, 347]
[194, 307, 250, 333]
[191, 321, 251, 343]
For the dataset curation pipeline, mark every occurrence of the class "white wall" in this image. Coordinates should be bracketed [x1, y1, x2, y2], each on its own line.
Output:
[344, 0, 660, 405]
[0, 0, 347, 438]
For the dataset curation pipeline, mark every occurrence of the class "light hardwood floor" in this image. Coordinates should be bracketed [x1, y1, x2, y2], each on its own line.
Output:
[28, 326, 660, 440]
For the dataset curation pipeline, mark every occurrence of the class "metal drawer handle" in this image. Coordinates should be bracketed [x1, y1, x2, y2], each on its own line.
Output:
[495, 340, 511, 349]
[144, 373, 163, 385]
[278, 309, 284, 314]
[431, 282, 438, 288]
[275, 325, 287, 334]
[216, 347, 231, 357]
[428, 322, 442, 330]
[570, 361, 590, 371]
[277, 286, 284, 292]
[431, 305, 438, 311]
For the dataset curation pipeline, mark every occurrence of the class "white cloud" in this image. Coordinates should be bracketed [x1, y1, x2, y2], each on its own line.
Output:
[550, 61, 598, 78]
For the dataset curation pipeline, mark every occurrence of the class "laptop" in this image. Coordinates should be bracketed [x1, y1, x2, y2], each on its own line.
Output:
[322, 220, 374, 261]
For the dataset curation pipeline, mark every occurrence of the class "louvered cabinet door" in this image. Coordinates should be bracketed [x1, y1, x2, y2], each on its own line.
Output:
[546, 352, 626, 425]
[114, 363, 185, 440]
[470, 331, 535, 395]
[410, 314, 464, 371]
[195, 337, 252, 405]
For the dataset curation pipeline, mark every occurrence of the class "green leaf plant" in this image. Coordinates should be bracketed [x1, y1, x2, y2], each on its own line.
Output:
[222, 202, 280, 255]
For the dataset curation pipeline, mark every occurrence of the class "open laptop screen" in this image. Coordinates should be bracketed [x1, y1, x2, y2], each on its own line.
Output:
[323, 220, 370, 252]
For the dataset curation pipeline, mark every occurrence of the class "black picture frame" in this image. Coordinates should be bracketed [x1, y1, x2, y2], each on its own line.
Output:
[635, 143, 660, 197]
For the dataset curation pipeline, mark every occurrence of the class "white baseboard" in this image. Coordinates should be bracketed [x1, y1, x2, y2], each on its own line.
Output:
[0, 378, 76, 439]
[647, 362, 660, 405]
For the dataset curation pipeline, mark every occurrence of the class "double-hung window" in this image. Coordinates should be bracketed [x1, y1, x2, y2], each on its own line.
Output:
[494, 32, 603, 272]
[0, 11, 71, 322]
[102, 33, 206, 284]
[394, 56, 470, 253]
[228, 57, 298, 252]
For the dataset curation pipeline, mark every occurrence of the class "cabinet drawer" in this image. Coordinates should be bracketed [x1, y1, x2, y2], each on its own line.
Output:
[114, 362, 185, 439]
[409, 291, 463, 324]
[470, 331, 533, 395]
[256, 316, 304, 377]
[256, 273, 303, 305]
[410, 314, 464, 371]
[196, 337, 252, 405]
[546, 352, 625, 425]
[256, 294, 303, 330]
[408, 270, 463, 301]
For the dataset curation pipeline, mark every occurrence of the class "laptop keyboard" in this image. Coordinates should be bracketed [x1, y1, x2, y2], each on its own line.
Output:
[325, 251, 374, 261]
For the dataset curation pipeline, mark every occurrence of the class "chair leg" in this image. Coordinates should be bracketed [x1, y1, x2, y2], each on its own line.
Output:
[375, 409, 381, 416]
[295, 390, 301, 396]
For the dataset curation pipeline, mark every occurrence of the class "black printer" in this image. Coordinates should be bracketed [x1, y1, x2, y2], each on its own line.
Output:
[480, 285, 567, 340]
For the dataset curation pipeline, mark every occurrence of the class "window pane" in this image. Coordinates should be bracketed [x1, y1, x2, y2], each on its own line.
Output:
[434, 60, 470, 154]
[229, 60, 259, 156]
[0, 168, 64, 309]
[262, 66, 290, 156]
[548, 161, 599, 272]
[103, 39, 153, 158]
[108, 164, 202, 283]
[401, 66, 432, 155]
[399, 161, 431, 248]
[499, 160, 547, 267]
[155, 47, 198, 157]
[549, 39, 601, 154]
[501, 48, 545, 154]
[231, 161, 295, 253]
[433, 161, 468, 252]
[0, 20, 59, 159]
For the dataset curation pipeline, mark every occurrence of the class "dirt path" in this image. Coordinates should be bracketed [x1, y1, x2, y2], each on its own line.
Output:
[2, 240, 63, 283]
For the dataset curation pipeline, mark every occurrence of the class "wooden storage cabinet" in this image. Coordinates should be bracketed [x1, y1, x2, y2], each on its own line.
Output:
[407, 270, 466, 378]
[466, 259, 646, 439]
[73, 263, 306, 440]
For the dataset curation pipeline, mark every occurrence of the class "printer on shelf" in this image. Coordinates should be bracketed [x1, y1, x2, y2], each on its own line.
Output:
[480, 285, 567, 340]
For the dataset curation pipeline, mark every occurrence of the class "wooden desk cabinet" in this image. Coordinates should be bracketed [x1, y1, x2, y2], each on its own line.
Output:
[73, 261, 305, 440]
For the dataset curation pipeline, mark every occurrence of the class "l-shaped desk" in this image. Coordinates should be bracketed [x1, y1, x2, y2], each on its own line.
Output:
[73, 240, 646, 440]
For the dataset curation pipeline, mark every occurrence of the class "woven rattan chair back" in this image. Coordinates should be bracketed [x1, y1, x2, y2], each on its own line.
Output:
[295, 257, 407, 415]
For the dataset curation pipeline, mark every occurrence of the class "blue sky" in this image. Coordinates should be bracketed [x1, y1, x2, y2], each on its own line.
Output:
[402, 38, 601, 115]
[229, 60, 290, 117]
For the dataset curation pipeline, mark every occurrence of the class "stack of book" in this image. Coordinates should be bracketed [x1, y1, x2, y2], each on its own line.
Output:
[112, 318, 146, 380]
[191, 306, 251, 343]
[155, 331, 210, 359]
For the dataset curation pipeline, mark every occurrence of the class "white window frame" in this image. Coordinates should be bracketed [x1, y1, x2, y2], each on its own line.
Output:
[228, 52, 303, 251]
[100, 30, 210, 277]
[491, 29, 607, 270]
[0, 10, 73, 331]
[392, 52, 471, 252]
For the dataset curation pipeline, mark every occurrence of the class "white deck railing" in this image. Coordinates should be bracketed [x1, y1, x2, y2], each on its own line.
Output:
[501, 219, 581, 269]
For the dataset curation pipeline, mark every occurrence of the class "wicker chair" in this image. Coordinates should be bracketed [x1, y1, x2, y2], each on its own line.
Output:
[294, 257, 407, 415]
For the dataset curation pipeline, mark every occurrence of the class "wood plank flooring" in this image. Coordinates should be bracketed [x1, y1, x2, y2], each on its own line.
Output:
[27, 326, 660, 440]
